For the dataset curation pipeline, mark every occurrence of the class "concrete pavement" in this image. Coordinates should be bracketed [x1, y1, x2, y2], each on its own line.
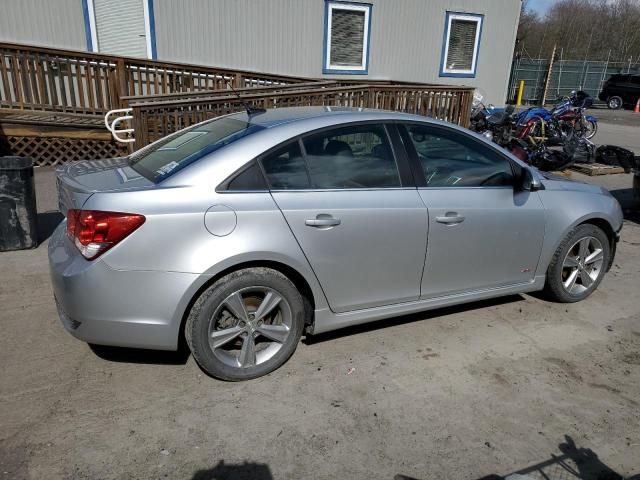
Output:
[1, 164, 639, 480]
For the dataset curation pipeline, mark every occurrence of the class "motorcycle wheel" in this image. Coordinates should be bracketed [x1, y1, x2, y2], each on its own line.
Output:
[584, 120, 597, 139]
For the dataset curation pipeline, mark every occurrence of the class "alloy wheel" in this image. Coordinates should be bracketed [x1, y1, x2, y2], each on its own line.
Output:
[561, 236, 604, 295]
[208, 287, 292, 368]
[608, 97, 622, 109]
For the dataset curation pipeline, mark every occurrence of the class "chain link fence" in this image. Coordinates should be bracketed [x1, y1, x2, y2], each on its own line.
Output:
[507, 56, 640, 105]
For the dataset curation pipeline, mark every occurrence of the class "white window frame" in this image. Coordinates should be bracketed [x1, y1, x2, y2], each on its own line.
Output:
[85, 0, 156, 59]
[440, 12, 483, 78]
[323, 1, 372, 74]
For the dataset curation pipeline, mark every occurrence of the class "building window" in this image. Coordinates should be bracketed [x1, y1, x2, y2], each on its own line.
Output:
[440, 12, 483, 78]
[83, 0, 157, 59]
[323, 1, 372, 74]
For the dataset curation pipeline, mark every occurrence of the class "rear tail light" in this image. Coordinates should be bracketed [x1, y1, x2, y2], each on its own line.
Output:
[66, 209, 145, 260]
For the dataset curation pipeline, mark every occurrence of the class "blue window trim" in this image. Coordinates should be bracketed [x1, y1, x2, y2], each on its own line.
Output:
[322, 0, 372, 75]
[81, 0, 93, 51]
[146, 0, 158, 59]
[439, 11, 483, 79]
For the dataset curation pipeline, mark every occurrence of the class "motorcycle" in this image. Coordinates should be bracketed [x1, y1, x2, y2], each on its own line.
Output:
[515, 90, 598, 144]
[510, 123, 595, 172]
[482, 104, 516, 147]
[469, 91, 506, 133]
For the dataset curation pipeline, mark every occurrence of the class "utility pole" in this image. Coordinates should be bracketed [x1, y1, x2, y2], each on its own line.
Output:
[541, 44, 556, 106]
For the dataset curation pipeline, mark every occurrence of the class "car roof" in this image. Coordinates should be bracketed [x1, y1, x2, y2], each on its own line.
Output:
[225, 106, 451, 129]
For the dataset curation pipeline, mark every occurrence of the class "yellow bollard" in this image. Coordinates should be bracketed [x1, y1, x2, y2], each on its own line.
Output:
[516, 80, 524, 106]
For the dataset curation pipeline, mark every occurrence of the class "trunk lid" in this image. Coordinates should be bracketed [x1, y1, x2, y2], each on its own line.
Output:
[56, 157, 154, 215]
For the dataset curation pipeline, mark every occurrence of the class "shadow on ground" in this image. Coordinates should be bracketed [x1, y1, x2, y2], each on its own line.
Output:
[89, 343, 190, 365]
[191, 460, 273, 480]
[87, 295, 524, 364]
[37, 211, 63, 243]
[608, 188, 639, 224]
[304, 294, 525, 345]
[395, 435, 638, 480]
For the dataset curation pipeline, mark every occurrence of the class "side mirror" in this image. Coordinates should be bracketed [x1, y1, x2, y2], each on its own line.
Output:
[520, 167, 542, 192]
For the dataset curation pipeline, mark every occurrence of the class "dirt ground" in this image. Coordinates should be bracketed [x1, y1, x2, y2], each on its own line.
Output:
[1, 134, 639, 479]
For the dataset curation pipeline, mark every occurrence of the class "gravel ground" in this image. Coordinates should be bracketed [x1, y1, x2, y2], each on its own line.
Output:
[1, 132, 639, 479]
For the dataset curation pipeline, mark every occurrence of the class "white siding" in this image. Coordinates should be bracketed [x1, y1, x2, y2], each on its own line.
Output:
[0, 0, 86, 51]
[152, 0, 521, 104]
[0, 0, 521, 104]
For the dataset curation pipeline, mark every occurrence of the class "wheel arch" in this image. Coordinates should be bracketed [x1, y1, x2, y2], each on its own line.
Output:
[544, 215, 617, 276]
[579, 217, 617, 271]
[176, 260, 320, 349]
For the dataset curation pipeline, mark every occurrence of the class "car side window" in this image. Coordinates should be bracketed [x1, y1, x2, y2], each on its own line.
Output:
[402, 124, 513, 187]
[225, 162, 267, 191]
[301, 124, 401, 189]
[261, 142, 310, 190]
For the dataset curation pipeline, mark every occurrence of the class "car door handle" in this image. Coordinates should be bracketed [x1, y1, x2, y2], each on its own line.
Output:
[435, 213, 465, 225]
[305, 215, 341, 228]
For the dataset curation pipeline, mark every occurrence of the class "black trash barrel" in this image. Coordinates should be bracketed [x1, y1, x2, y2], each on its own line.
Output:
[0, 157, 38, 251]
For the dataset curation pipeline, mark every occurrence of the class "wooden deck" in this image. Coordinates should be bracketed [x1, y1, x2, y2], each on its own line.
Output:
[0, 108, 123, 165]
[0, 42, 474, 165]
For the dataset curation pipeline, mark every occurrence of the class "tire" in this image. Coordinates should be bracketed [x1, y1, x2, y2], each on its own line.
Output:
[607, 96, 623, 110]
[633, 174, 640, 208]
[185, 268, 305, 381]
[544, 224, 610, 303]
[583, 120, 597, 139]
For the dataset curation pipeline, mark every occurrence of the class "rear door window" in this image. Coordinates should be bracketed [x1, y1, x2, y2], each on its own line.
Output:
[225, 162, 267, 191]
[261, 142, 311, 190]
[300, 124, 401, 189]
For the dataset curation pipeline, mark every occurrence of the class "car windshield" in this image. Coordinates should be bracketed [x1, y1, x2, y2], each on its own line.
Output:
[129, 117, 265, 182]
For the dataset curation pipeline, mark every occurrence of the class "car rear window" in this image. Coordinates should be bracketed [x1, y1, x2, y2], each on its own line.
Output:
[129, 117, 265, 182]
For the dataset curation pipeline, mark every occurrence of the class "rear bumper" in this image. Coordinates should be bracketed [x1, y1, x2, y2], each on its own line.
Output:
[48, 223, 206, 350]
[598, 91, 608, 102]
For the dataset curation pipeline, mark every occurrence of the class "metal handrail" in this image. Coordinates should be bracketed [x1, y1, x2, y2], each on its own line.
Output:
[105, 108, 134, 143]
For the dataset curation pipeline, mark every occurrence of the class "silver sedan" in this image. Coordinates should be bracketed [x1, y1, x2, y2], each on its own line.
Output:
[49, 107, 623, 380]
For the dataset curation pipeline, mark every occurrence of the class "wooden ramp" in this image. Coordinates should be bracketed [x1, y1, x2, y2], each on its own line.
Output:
[0, 109, 126, 166]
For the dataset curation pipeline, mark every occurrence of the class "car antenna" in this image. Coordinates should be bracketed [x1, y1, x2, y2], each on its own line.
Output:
[225, 79, 266, 117]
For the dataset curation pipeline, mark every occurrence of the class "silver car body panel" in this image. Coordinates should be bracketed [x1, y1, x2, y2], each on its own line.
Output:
[418, 187, 545, 298]
[271, 189, 427, 312]
[49, 107, 624, 350]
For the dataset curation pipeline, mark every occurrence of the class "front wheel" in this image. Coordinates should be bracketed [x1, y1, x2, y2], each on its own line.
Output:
[544, 224, 610, 303]
[578, 119, 597, 139]
[585, 120, 598, 140]
[185, 268, 305, 381]
[607, 96, 623, 110]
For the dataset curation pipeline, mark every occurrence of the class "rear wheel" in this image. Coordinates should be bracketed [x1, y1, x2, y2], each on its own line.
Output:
[185, 268, 305, 380]
[544, 224, 610, 303]
[607, 96, 623, 110]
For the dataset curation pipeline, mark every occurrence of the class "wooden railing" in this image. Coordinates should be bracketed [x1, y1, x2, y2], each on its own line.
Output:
[0, 43, 304, 115]
[128, 84, 474, 149]
[120, 80, 341, 106]
[0, 42, 474, 154]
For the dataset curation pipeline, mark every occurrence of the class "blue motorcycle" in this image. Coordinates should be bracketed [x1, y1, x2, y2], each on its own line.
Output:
[515, 90, 598, 143]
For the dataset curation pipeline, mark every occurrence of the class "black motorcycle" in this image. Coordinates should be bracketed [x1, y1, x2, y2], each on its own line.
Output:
[481, 104, 516, 147]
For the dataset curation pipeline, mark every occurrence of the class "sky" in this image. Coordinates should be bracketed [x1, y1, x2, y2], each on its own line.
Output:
[526, 0, 557, 15]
